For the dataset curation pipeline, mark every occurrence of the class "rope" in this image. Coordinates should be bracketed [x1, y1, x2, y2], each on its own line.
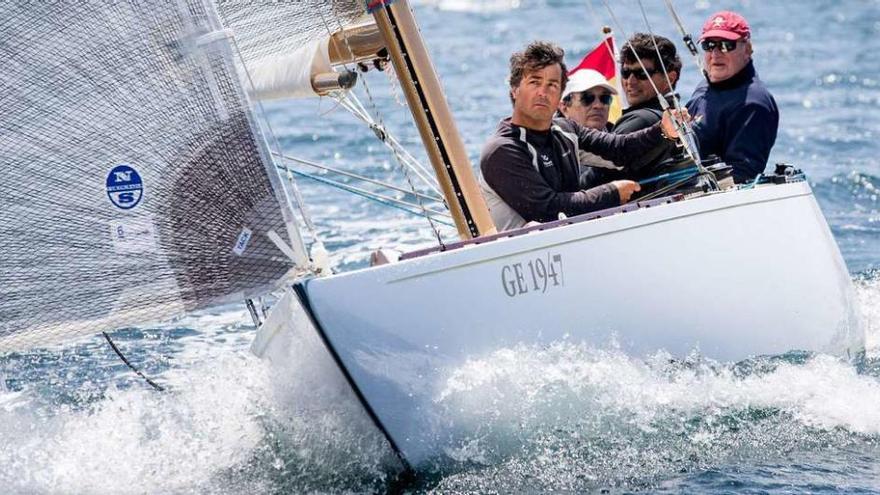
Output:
[740, 174, 766, 190]
[631, 169, 718, 203]
[103, 332, 165, 392]
[637, 166, 699, 186]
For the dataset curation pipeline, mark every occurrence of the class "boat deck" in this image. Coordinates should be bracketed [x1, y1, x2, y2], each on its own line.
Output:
[401, 194, 685, 260]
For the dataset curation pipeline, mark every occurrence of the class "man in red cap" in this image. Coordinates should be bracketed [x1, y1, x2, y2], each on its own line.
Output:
[686, 11, 779, 183]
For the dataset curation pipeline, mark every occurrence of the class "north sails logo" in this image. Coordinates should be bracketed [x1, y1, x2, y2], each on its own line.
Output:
[106, 164, 143, 210]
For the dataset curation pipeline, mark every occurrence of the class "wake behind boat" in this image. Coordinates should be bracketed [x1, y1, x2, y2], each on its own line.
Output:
[0, 0, 865, 475]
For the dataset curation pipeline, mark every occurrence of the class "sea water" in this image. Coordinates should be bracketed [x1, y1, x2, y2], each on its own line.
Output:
[3, 0, 880, 492]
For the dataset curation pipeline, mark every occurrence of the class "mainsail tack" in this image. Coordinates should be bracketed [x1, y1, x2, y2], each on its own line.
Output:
[0, 0, 321, 351]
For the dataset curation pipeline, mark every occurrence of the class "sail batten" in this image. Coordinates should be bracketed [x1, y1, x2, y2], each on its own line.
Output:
[0, 0, 310, 351]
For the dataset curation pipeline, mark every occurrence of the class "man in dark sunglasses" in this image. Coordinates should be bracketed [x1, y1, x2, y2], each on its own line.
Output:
[557, 69, 617, 131]
[612, 33, 683, 176]
[685, 10, 779, 183]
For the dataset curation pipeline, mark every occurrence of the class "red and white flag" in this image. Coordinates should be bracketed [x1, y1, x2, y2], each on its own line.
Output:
[569, 30, 623, 124]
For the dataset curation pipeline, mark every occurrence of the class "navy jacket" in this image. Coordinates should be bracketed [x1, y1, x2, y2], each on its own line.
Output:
[686, 61, 779, 183]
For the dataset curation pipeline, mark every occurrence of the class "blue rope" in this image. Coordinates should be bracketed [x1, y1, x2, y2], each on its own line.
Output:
[637, 166, 700, 186]
[282, 167, 455, 227]
[746, 174, 765, 189]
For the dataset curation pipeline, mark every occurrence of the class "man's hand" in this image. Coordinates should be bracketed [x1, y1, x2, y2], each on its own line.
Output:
[660, 108, 691, 140]
[612, 180, 641, 203]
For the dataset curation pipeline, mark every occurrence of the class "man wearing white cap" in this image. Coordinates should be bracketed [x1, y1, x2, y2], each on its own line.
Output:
[686, 10, 779, 183]
[557, 69, 617, 131]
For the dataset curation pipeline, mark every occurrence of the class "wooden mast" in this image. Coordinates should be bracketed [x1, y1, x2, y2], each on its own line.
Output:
[371, 0, 496, 239]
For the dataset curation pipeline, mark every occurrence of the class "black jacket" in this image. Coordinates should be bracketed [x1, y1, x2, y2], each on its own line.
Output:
[480, 117, 666, 223]
[612, 97, 679, 176]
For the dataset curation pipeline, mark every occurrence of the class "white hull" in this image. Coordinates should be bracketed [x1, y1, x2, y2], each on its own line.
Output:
[256, 182, 863, 468]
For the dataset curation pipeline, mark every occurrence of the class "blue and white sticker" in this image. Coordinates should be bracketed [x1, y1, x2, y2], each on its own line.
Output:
[106, 164, 143, 210]
[233, 227, 253, 256]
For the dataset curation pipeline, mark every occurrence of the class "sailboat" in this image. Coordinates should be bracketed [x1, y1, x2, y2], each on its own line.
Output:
[0, 0, 863, 472]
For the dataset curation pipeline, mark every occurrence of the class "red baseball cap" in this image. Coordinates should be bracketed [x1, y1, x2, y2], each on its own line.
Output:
[700, 11, 751, 41]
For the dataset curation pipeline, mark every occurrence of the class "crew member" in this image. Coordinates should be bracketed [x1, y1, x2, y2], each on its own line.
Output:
[480, 41, 683, 231]
[686, 11, 779, 183]
[557, 69, 617, 131]
[613, 33, 683, 175]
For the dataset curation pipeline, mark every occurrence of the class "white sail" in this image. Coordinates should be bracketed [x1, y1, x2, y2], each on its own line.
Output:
[0, 0, 311, 351]
[216, 1, 367, 99]
[245, 38, 333, 100]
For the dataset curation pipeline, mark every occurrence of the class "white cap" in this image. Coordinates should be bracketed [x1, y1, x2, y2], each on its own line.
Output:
[562, 69, 617, 100]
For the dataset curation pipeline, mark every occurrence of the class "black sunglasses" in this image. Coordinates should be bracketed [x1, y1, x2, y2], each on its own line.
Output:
[620, 67, 659, 81]
[700, 39, 739, 53]
[580, 92, 613, 106]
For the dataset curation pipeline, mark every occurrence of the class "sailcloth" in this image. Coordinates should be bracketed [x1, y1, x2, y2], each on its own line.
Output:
[0, 0, 363, 351]
[216, 1, 367, 100]
[569, 31, 623, 124]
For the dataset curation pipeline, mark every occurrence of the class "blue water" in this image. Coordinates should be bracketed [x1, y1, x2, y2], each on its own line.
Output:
[3, 0, 880, 493]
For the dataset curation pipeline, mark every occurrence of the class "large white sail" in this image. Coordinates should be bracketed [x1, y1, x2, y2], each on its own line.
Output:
[0, 0, 314, 351]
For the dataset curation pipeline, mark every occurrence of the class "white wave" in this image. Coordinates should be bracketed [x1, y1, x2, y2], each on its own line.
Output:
[0, 352, 271, 494]
[433, 341, 880, 489]
[0, 306, 395, 494]
[438, 342, 880, 444]
[855, 275, 880, 355]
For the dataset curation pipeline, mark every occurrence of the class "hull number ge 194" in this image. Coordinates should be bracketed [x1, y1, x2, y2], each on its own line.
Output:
[500, 253, 564, 297]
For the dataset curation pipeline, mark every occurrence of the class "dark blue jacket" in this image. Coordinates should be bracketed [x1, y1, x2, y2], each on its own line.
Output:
[686, 61, 779, 183]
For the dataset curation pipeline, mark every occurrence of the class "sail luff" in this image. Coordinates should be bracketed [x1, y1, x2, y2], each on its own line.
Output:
[200, 12, 311, 267]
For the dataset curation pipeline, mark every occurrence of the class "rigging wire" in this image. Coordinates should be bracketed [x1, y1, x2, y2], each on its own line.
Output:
[634, 0, 716, 191]
[333, 92, 444, 197]
[320, 6, 448, 247]
[102, 332, 165, 392]
[273, 151, 445, 204]
[288, 168, 454, 226]
[662, 0, 708, 80]
[283, 165, 452, 219]
[598, 0, 717, 191]
[635, 0, 678, 106]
